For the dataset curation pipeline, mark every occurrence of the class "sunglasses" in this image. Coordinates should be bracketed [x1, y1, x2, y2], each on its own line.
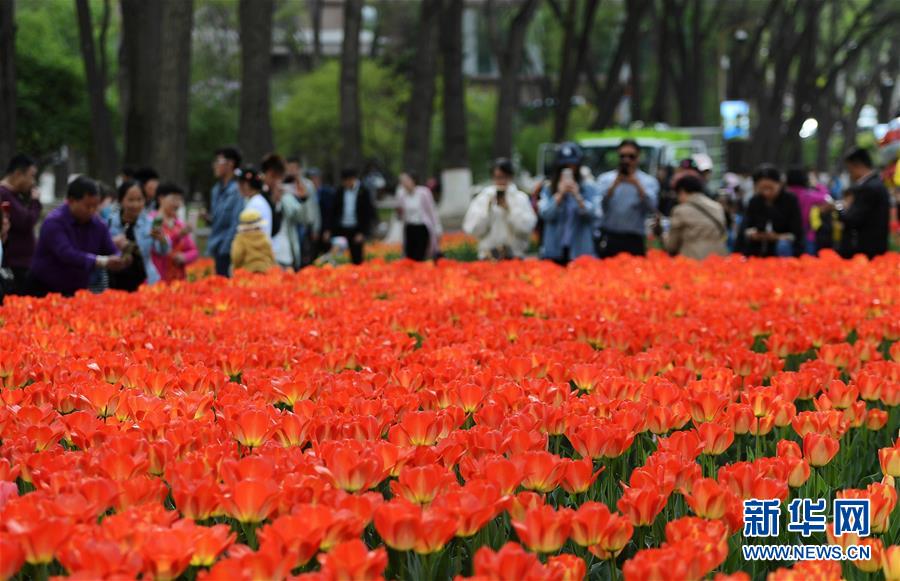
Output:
[619, 153, 637, 160]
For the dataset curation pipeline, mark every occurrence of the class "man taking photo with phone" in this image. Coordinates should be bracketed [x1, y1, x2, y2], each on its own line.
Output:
[595, 139, 659, 257]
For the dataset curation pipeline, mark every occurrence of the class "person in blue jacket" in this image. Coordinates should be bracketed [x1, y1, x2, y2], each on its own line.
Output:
[538, 142, 598, 265]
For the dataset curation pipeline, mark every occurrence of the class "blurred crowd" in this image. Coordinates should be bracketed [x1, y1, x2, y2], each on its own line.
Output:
[465, 141, 898, 265]
[0, 139, 897, 303]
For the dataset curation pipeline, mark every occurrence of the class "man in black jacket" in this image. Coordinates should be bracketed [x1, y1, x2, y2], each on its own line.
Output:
[839, 148, 890, 259]
[324, 168, 376, 265]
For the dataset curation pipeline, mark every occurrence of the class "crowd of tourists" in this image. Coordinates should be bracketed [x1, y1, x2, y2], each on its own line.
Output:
[0, 139, 896, 302]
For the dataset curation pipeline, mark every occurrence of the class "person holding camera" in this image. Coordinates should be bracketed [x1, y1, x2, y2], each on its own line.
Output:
[538, 143, 597, 265]
[106, 179, 169, 291]
[463, 158, 537, 260]
[595, 139, 659, 257]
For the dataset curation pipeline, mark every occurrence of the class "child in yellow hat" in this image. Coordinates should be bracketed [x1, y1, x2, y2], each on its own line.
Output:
[230, 209, 275, 273]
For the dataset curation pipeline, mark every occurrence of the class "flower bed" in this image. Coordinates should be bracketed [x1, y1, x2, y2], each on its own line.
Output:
[0, 252, 898, 581]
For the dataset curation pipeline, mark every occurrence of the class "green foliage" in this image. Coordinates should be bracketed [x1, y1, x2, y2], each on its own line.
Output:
[514, 105, 595, 175]
[187, 83, 239, 195]
[14, 0, 93, 159]
[273, 61, 409, 176]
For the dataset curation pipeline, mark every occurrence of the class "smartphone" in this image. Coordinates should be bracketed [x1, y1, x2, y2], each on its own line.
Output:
[496, 189, 506, 203]
[561, 168, 574, 182]
[0, 201, 10, 215]
[152, 215, 163, 229]
[618, 162, 630, 175]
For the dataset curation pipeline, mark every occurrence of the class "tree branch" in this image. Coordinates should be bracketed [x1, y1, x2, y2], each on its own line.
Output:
[99, 0, 110, 86]
[546, 0, 564, 22]
[484, 0, 503, 66]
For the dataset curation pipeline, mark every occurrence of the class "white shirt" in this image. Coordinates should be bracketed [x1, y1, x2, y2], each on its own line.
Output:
[245, 193, 273, 240]
[341, 183, 359, 229]
[401, 189, 425, 225]
[271, 201, 292, 266]
[462, 185, 537, 259]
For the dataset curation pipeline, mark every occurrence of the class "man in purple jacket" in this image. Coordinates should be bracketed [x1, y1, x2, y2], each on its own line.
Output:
[0, 154, 41, 293]
[28, 176, 131, 297]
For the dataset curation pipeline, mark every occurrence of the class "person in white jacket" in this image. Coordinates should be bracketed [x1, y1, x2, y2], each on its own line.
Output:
[463, 159, 537, 260]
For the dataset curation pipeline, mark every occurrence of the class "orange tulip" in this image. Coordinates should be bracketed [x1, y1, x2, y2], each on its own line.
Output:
[317, 442, 385, 493]
[5, 512, 73, 565]
[803, 432, 840, 467]
[617, 485, 668, 527]
[570, 501, 611, 547]
[598, 512, 633, 556]
[431, 481, 502, 538]
[0, 537, 24, 581]
[257, 514, 325, 568]
[316, 539, 388, 581]
[390, 463, 457, 505]
[221, 479, 280, 523]
[696, 422, 734, 455]
[223, 408, 272, 449]
[180, 522, 236, 567]
[373, 501, 420, 551]
[883, 544, 900, 581]
[472, 542, 549, 580]
[868, 482, 898, 534]
[547, 553, 586, 581]
[685, 478, 734, 520]
[560, 458, 603, 495]
[510, 505, 573, 554]
[515, 451, 567, 493]
[851, 538, 884, 573]
[412, 508, 458, 554]
[880, 443, 900, 477]
[138, 528, 195, 581]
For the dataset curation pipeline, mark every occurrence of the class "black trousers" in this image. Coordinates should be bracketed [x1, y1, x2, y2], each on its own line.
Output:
[8, 267, 29, 295]
[214, 253, 231, 277]
[337, 228, 365, 265]
[404, 224, 430, 261]
[597, 230, 646, 258]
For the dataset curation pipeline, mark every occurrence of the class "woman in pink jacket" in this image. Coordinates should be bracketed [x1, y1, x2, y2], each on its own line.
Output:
[397, 172, 441, 261]
[151, 183, 199, 281]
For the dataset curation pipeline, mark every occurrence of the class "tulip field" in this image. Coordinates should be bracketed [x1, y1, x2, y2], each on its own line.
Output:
[1, 252, 899, 581]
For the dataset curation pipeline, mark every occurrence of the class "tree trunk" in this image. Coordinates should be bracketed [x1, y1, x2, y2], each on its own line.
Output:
[629, 18, 643, 123]
[121, 0, 162, 167]
[239, 0, 274, 166]
[649, 0, 671, 123]
[402, 0, 441, 179]
[440, 0, 468, 169]
[75, 0, 119, 184]
[0, 0, 16, 164]
[492, 0, 541, 160]
[310, 0, 323, 65]
[152, 0, 193, 185]
[552, 0, 578, 141]
[553, 0, 600, 141]
[589, 0, 648, 130]
[339, 0, 363, 169]
[876, 49, 897, 121]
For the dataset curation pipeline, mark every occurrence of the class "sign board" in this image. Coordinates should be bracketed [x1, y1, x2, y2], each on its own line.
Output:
[721, 100, 751, 141]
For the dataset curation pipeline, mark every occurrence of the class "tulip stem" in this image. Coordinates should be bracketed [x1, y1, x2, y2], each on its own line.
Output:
[240, 521, 258, 550]
[608, 558, 618, 581]
[33, 563, 49, 581]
